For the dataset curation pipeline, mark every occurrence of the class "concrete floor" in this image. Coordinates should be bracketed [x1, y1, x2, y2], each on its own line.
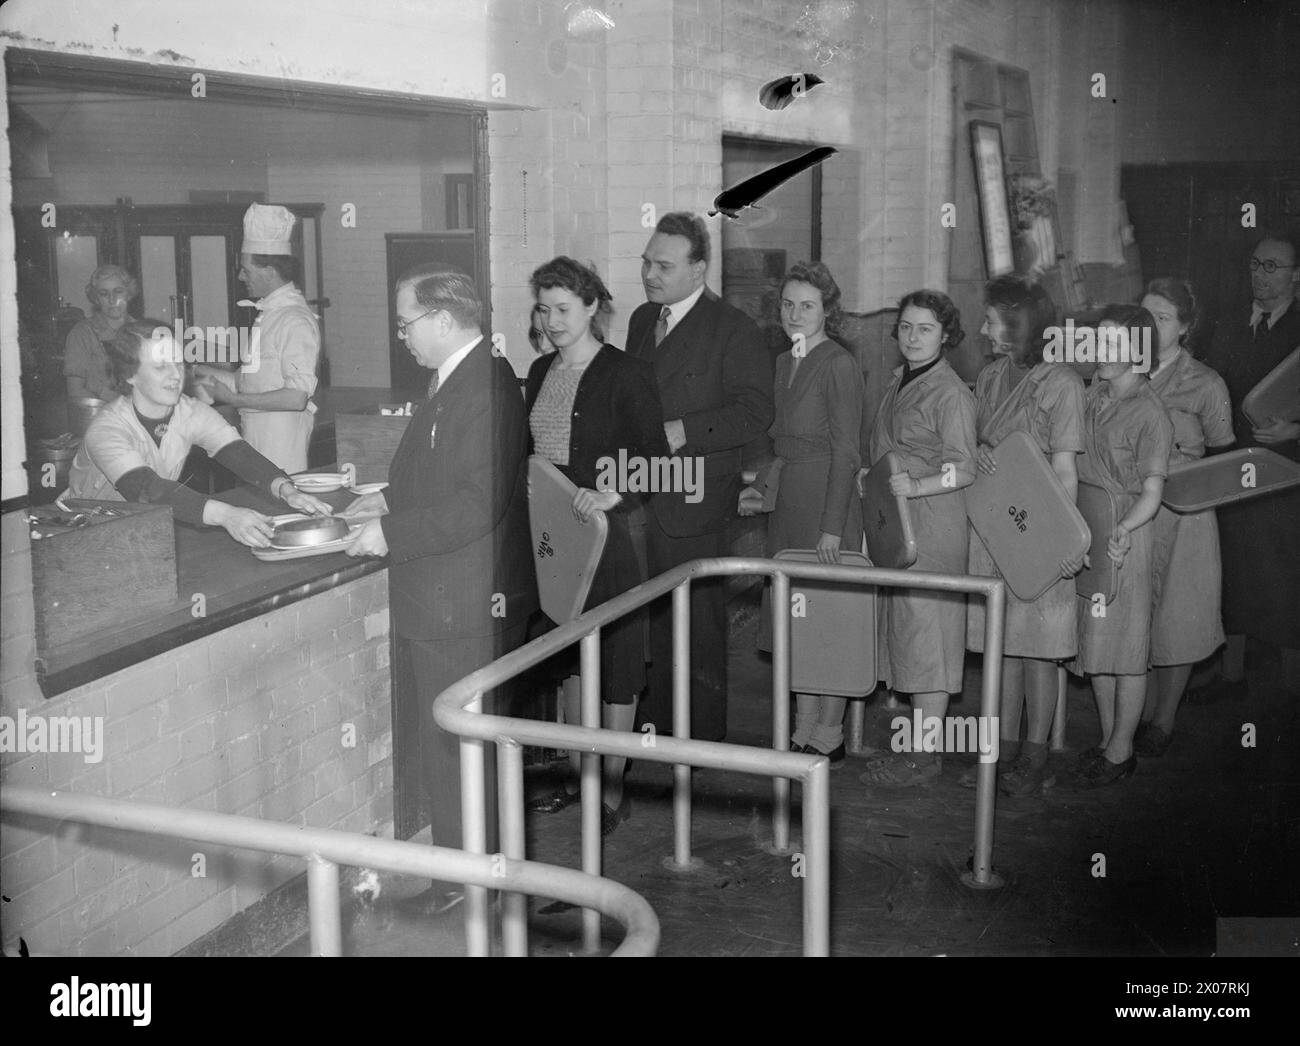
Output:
[280, 593, 1299, 957]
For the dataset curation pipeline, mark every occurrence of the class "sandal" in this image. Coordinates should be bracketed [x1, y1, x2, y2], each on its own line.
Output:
[528, 786, 580, 814]
[858, 752, 941, 787]
[1133, 722, 1174, 757]
[601, 796, 631, 836]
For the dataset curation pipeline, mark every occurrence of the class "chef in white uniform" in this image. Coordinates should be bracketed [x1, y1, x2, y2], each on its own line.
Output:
[199, 203, 320, 473]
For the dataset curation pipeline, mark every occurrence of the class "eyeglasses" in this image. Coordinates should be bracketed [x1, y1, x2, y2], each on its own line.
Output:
[1249, 258, 1296, 274]
[396, 306, 442, 336]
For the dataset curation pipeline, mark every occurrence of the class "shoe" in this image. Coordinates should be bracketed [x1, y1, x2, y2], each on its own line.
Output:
[398, 886, 464, 917]
[529, 786, 580, 814]
[1133, 722, 1174, 757]
[858, 752, 941, 787]
[1074, 746, 1104, 768]
[806, 741, 846, 767]
[788, 741, 809, 754]
[999, 753, 1056, 798]
[1075, 752, 1136, 788]
[601, 796, 631, 836]
[959, 753, 1016, 789]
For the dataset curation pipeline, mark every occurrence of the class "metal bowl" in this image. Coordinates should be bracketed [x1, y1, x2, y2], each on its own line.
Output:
[271, 516, 350, 548]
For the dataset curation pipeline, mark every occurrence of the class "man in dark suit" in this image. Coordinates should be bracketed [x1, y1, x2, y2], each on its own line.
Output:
[628, 212, 773, 741]
[344, 267, 536, 909]
[1200, 230, 1300, 697]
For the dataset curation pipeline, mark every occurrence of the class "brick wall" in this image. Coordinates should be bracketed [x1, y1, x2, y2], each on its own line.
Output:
[0, 510, 393, 955]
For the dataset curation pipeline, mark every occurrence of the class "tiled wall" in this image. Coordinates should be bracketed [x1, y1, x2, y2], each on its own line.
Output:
[0, 507, 393, 955]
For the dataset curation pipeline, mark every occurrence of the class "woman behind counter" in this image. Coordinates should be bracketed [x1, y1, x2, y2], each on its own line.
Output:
[1070, 304, 1174, 788]
[964, 277, 1086, 797]
[747, 262, 863, 763]
[1139, 279, 1234, 755]
[64, 264, 139, 403]
[858, 290, 978, 788]
[523, 257, 669, 835]
[66, 320, 330, 546]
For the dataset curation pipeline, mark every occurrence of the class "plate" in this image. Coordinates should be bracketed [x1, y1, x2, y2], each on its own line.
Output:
[293, 475, 346, 493]
[348, 482, 389, 496]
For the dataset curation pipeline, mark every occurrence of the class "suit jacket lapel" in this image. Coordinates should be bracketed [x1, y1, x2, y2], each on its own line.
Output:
[653, 288, 716, 384]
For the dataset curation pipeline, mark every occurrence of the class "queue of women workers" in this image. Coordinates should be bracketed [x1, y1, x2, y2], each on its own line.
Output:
[524, 224, 1298, 827]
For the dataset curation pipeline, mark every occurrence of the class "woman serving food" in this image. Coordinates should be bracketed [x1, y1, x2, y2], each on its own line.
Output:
[66, 320, 331, 547]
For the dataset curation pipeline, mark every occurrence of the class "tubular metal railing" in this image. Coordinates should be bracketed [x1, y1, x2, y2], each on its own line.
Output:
[434, 556, 1007, 958]
[0, 786, 659, 957]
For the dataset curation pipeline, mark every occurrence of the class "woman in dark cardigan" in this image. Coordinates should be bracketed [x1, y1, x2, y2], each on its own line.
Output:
[524, 256, 669, 834]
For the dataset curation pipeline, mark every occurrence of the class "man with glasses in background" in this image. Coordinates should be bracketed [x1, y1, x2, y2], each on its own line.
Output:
[1197, 230, 1300, 700]
[342, 266, 536, 913]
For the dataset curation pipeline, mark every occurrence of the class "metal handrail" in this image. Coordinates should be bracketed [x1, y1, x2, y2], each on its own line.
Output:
[0, 786, 659, 957]
[434, 555, 1006, 958]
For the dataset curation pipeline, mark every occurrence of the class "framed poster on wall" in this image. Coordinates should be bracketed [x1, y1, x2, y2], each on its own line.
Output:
[970, 121, 1015, 278]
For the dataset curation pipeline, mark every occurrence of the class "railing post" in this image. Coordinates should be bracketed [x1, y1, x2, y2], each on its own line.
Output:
[580, 628, 603, 953]
[498, 738, 527, 957]
[671, 580, 692, 868]
[460, 691, 492, 955]
[846, 698, 866, 754]
[802, 760, 830, 956]
[306, 853, 342, 957]
[771, 570, 791, 852]
[965, 580, 1006, 889]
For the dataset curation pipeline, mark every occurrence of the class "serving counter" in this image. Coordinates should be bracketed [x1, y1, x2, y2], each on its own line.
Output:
[19, 483, 386, 698]
[0, 475, 397, 956]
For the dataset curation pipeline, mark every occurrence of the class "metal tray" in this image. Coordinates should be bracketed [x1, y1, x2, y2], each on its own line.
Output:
[1162, 447, 1300, 513]
[1242, 348, 1298, 429]
[967, 430, 1091, 601]
[528, 455, 609, 623]
[773, 550, 876, 697]
[860, 451, 918, 569]
[1075, 481, 1118, 603]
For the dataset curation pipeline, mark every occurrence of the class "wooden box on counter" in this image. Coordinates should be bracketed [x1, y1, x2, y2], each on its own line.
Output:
[334, 411, 411, 484]
[29, 499, 178, 650]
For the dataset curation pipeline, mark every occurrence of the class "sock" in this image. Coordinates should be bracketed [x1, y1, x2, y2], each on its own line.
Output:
[810, 720, 844, 754]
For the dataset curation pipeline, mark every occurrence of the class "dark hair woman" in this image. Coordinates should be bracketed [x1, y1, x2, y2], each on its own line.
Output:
[1070, 303, 1174, 788]
[1136, 279, 1233, 756]
[524, 256, 669, 834]
[66, 320, 331, 546]
[746, 261, 863, 763]
[962, 277, 1086, 796]
[858, 289, 978, 788]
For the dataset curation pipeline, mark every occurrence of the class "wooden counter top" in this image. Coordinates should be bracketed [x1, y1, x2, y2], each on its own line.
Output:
[16, 482, 387, 697]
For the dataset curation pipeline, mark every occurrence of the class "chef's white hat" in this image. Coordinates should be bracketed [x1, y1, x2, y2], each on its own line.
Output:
[241, 203, 295, 255]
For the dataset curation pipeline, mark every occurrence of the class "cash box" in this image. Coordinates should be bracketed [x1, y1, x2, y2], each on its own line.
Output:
[28, 499, 178, 652]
